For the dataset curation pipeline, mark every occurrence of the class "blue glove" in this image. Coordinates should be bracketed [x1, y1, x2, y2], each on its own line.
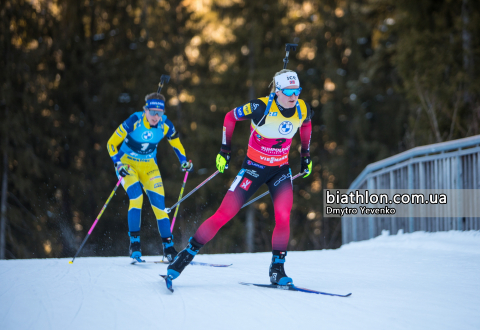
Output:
[115, 162, 130, 177]
[181, 161, 194, 172]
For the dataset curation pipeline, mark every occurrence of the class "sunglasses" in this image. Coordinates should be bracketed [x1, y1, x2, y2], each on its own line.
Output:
[280, 87, 302, 97]
[147, 109, 164, 117]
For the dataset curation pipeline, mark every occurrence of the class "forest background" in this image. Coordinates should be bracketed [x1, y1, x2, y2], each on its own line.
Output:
[1, 0, 479, 259]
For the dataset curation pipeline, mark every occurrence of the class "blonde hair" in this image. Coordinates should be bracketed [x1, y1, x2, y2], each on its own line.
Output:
[269, 69, 296, 93]
[144, 93, 165, 101]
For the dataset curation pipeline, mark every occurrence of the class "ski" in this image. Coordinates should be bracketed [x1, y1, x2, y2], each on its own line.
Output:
[190, 261, 232, 267]
[131, 259, 232, 267]
[239, 282, 352, 297]
[160, 275, 174, 293]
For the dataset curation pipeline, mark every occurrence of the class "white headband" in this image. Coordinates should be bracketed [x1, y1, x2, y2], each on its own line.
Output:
[275, 72, 300, 90]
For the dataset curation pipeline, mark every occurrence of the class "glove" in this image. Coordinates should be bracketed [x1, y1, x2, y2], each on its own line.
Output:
[216, 150, 231, 173]
[115, 162, 130, 177]
[181, 161, 194, 172]
[301, 156, 312, 178]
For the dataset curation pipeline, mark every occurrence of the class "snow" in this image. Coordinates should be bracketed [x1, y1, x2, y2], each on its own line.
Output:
[1, 230, 479, 330]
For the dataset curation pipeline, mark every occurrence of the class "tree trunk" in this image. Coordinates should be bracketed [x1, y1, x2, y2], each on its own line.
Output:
[245, 204, 255, 252]
[1, 137, 8, 259]
[462, 0, 473, 74]
[248, 36, 256, 100]
[245, 35, 256, 252]
[414, 75, 442, 143]
[462, 0, 473, 105]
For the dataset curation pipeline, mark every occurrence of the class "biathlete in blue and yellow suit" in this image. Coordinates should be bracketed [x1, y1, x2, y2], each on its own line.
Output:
[107, 92, 193, 262]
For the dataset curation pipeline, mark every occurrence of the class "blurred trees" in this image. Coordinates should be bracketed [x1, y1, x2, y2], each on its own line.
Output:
[1, 0, 479, 259]
[395, 0, 480, 146]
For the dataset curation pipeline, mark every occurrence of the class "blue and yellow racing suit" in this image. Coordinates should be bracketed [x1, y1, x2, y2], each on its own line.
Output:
[107, 111, 187, 238]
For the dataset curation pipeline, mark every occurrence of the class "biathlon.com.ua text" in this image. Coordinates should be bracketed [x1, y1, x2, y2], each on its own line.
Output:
[320, 189, 475, 218]
[326, 190, 447, 205]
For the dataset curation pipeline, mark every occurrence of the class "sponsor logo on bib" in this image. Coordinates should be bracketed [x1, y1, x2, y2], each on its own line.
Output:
[142, 131, 153, 141]
[279, 121, 293, 135]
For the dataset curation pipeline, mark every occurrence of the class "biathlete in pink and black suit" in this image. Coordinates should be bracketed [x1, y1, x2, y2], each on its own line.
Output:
[168, 69, 313, 285]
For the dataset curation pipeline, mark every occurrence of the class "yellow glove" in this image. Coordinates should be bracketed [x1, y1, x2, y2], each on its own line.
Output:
[216, 151, 231, 173]
[301, 156, 312, 178]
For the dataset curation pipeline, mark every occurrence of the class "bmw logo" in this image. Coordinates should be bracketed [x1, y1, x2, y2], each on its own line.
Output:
[278, 121, 293, 135]
[142, 131, 153, 141]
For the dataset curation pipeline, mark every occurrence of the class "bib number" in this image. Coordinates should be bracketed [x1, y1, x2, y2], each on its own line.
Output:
[272, 138, 286, 149]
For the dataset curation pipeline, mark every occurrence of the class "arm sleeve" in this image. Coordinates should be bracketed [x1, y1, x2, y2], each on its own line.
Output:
[300, 103, 314, 157]
[221, 110, 242, 152]
[233, 99, 266, 123]
[106, 114, 139, 163]
[304, 102, 314, 122]
[222, 100, 266, 152]
[165, 119, 187, 164]
[107, 124, 127, 163]
[300, 121, 312, 157]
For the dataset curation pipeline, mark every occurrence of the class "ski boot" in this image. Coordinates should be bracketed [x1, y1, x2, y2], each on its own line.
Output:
[129, 232, 143, 262]
[162, 236, 178, 263]
[269, 250, 293, 285]
[167, 237, 203, 279]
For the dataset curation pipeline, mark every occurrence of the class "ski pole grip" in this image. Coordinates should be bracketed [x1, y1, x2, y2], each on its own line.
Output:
[285, 43, 298, 52]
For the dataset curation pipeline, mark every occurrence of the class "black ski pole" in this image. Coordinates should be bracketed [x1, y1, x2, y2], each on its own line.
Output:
[283, 43, 298, 69]
[157, 74, 170, 94]
[165, 170, 220, 213]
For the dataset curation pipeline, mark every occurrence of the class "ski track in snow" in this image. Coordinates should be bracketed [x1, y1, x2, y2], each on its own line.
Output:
[1, 230, 479, 330]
